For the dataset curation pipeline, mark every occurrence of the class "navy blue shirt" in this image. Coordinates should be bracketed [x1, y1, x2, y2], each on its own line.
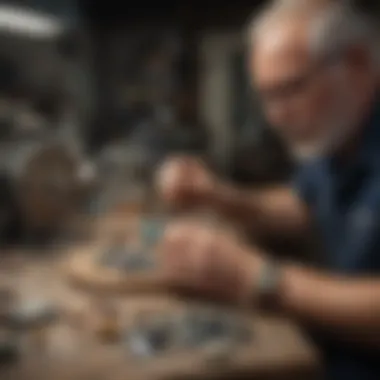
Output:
[293, 100, 380, 380]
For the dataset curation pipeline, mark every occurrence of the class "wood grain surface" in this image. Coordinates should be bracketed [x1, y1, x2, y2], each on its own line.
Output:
[64, 211, 168, 294]
[0, 212, 321, 380]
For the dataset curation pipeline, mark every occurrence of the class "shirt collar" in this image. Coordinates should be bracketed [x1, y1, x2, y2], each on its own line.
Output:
[296, 95, 380, 175]
[359, 96, 380, 165]
[324, 96, 380, 174]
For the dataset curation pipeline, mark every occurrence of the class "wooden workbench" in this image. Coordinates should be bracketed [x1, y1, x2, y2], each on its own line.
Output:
[0, 211, 321, 380]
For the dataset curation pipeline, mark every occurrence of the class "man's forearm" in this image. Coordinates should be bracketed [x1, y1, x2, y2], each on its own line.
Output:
[209, 184, 310, 238]
[279, 265, 380, 347]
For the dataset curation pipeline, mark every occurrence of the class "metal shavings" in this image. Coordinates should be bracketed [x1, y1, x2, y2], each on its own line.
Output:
[139, 217, 167, 247]
[126, 315, 173, 357]
[124, 307, 252, 359]
[99, 245, 156, 272]
[6, 299, 59, 330]
[178, 308, 250, 348]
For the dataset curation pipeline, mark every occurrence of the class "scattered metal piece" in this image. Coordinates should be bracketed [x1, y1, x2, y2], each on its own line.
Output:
[6, 299, 59, 330]
[194, 310, 252, 365]
[99, 245, 156, 272]
[126, 315, 173, 357]
[140, 217, 167, 247]
[125, 307, 253, 359]
[178, 308, 241, 348]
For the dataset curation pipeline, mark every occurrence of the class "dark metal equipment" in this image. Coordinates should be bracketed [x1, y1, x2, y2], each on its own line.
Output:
[0, 3, 96, 244]
[0, 140, 94, 236]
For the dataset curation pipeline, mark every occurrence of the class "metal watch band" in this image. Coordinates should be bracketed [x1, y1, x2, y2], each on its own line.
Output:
[256, 259, 282, 310]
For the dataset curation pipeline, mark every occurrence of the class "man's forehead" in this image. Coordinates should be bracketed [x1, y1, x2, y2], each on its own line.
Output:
[251, 17, 314, 85]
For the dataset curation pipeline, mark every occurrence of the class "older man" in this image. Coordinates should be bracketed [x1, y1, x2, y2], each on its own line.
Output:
[157, 1, 380, 380]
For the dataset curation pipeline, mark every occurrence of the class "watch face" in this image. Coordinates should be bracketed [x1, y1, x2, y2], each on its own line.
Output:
[257, 261, 281, 298]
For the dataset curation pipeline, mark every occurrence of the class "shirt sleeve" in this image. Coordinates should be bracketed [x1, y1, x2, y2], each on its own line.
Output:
[340, 180, 380, 273]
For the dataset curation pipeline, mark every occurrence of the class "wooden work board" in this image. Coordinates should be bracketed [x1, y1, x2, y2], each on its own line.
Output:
[64, 206, 236, 295]
[65, 209, 168, 294]
[0, 211, 321, 380]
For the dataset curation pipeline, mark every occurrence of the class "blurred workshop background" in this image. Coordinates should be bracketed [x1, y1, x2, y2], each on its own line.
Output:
[0, 0, 377, 246]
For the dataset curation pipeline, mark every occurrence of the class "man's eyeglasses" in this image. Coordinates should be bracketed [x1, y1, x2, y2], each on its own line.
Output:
[258, 51, 344, 106]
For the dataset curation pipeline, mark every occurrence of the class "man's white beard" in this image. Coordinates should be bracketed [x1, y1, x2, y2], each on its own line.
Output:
[288, 117, 355, 163]
[289, 141, 330, 162]
[289, 86, 359, 163]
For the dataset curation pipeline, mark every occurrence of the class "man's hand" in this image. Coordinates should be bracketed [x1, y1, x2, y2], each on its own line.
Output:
[159, 221, 380, 347]
[155, 156, 310, 239]
[159, 220, 265, 302]
[158, 220, 380, 347]
[156, 156, 218, 209]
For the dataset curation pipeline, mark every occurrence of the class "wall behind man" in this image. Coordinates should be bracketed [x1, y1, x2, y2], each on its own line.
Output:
[82, 2, 282, 170]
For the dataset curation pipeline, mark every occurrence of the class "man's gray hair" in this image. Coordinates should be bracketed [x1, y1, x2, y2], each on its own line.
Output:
[248, 0, 379, 69]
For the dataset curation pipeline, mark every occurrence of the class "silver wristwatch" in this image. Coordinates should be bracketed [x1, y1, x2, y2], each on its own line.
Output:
[256, 259, 282, 309]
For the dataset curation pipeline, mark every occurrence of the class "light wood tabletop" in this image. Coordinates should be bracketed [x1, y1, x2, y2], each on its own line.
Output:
[0, 211, 321, 380]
